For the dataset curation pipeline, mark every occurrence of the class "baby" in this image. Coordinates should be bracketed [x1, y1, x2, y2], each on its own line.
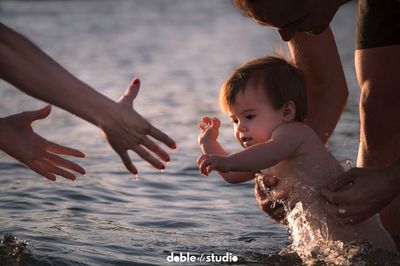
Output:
[197, 55, 396, 254]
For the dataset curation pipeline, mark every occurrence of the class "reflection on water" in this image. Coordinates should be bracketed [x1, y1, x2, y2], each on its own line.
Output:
[0, 0, 376, 265]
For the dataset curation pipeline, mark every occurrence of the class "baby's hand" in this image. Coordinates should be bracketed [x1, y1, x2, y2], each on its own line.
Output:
[197, 153, 230, 176]
[198, 117, 220, 145]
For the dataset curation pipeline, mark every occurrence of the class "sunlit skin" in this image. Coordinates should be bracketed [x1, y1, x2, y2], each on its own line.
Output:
[197, 82, 396, 251]
[239, 0, 400, 235]
[0, 23, 176, 177]
[0, 105, 85, 181]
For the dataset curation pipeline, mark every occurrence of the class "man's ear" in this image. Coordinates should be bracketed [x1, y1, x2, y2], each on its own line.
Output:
[282, 101, 296, 122]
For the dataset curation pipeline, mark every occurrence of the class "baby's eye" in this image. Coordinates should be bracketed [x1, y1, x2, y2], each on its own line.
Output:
[246, 115, 255, 120]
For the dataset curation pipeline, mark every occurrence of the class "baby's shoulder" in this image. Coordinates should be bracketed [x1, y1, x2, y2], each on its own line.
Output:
[273, 122, 316, 138]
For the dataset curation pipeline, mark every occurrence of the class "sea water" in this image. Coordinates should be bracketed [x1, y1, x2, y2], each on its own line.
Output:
[0, 0, 388, 265]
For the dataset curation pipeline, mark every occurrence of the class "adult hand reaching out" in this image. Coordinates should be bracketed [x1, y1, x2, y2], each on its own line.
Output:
[320, 162, 400, 225]
[100, 78, 176, 175]
[0, 105, 86, 181]
[0, 23, 176, 176]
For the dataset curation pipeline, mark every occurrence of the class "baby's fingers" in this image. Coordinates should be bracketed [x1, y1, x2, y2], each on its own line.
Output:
[211, 117, 221, 129]
[201, 117, 212, 126]
[199, 157, 213, 176]
[197, 154, 209, 167]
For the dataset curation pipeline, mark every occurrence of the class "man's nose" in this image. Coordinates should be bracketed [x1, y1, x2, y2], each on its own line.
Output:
[277, 28, 297, 42]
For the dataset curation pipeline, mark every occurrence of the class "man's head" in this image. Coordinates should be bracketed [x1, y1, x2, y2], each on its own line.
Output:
[232, 0, 343, 41]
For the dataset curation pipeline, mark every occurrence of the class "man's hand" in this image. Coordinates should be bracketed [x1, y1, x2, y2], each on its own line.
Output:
[100, 78, 176, 175]
[320, 165, 400, 224]
[255, 174, 289, 224]
[0, 105, 86, 181]
[197, 153, 230, 176]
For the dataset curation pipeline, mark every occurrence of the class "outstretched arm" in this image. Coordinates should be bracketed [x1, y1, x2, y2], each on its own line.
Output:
[289, 27, 348, 144]
[199, 123, 304, 183]
[0, 23, 176, 174]
[197, 117, 255, 183]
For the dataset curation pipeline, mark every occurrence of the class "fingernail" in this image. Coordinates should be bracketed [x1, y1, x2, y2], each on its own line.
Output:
[133, 79, 139, 85]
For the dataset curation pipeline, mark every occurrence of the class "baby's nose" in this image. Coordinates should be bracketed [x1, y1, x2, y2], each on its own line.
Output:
[237, 123, 247, 132]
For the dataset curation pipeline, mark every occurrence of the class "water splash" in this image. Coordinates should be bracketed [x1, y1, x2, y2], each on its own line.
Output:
[285, 202, 400, 265]
[256, 173, 400, 265]
[286, 202, 347, 265]
[0, 234, 31, 265]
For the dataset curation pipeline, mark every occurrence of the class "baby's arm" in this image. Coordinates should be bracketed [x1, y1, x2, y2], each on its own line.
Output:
[199, 123, 305, 181]
[198, 117, 255, 183]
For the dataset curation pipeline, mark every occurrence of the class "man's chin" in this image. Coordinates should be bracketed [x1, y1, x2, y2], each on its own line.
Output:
[311, 24, 328, 35]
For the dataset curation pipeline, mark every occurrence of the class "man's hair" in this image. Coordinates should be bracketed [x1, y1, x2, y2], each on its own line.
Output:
[232, 0, 270, 24]
[219, 55, 307, 122]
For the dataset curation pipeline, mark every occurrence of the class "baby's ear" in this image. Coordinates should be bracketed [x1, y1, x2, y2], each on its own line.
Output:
[282, 101, 296, 122]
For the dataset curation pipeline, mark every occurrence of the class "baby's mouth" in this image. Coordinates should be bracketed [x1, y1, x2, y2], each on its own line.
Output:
[240, 136, 253, 147]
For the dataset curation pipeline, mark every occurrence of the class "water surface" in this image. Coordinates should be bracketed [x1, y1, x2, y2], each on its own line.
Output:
[0, 1, 360, 265]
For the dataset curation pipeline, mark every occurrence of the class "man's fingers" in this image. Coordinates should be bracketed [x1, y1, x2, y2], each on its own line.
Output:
[264, 175, 278, 187]
[148, 126, 176, 149]
[270, 205, 287, 224]
[259, 198, 286, 223]
[141, 136, 170, 162]
[35, 160, 76, 181]
[319, 187, 354, 204]
[132, 146, 165, 170]
[255, 180, 268, 201]
[27, 162, 56, 181]
[324, 201, 373, 225]
[44, 152, 86, 175]
[325, 169, 358, 191]
[119, 78, 140, 107]
[27, 105, 52, 122]
[274, 187, 290, 201]
[47, 141, 85, 157]
[118, 150, 137, 175]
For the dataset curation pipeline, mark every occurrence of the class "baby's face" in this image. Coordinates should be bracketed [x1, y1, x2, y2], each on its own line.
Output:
[228, 85, 285, 148]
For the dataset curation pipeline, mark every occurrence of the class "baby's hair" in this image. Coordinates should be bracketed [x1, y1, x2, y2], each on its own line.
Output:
[219, 54, 307, 122]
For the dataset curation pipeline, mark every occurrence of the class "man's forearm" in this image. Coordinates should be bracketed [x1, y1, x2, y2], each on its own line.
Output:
[289, 27, 348, 143]
[0, 23, 115, 128]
